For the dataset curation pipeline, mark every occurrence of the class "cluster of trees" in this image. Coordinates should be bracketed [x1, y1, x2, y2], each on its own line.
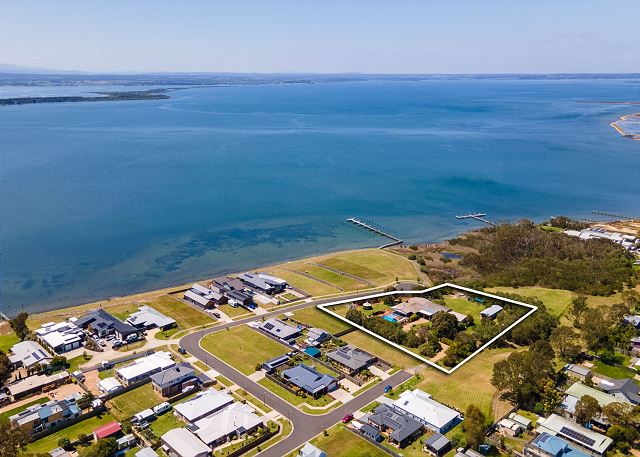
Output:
[10, 312, 29, 340]
[544, 216, 589, 231]
[572, 396, 639, 452]
[451, 220, 635, 295]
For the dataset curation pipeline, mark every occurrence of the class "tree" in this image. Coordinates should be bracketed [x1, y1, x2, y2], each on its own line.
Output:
[0, 418, 28, 457]
[550, 326, 581, 359]
[621, 289, 640, 311]
[581, 309, 611, 352]
[530, 339, 555, 360]
[510, 308, 557, 346]
[601, 402, 636, 427]
[608, 303, 630, 326]
[606, 425, 638, 452]
[57, 438, 72, 450]
[418, 332, 441, 357]
[539, 378, 563, 415]
[51, 355, 68, 369]
[574, 395, 601, 426]
[491, 348, 554, 407]
[79, 438, 118, 457]
[10, 312, 29, 340]
[0, 350, 12, 384]
[569, 296, 588, 327]
[463, 405, 487, 449]
[431, 312, 460, 339]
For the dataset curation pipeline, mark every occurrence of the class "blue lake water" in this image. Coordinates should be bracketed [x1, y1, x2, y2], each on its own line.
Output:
[1, 79, 639, 314]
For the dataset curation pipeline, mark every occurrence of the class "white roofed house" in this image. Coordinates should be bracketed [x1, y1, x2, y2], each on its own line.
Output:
[391, 389, 461, 433]
[8, 341, 53, 370]
[126, 306, 176, 330]
[173, 389, 234, 423]
[115, 351, 175, 386]
[36, 321, 84, 354]
[161, 428, 211, 457]
[193, 403, 264, 448]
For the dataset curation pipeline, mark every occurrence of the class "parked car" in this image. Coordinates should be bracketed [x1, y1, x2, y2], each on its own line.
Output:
[178, 347, 187, 355]
[384, 385, 393, 393]
[125, 333, 139, 342]
[137, 421, 150, 430]
[72, 370, 85, 382]
[212, 312, 221, 319]
[341, 414, 354, 423]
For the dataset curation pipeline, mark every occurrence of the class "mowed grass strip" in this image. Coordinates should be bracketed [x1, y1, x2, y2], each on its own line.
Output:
[417, 347, 514, 420]
[201, 326, 288, 375]
[326, 250, 417, 284]
[292, 265, 363, 291]
[0, 326, 20, 353]
[107, 383, 163, 420]
[264, 268, 339, 297]
[292, 307, 352, 334]
[487, 286, 574, 318]
[24, 412, 116, 454]
[444, 297, 484, 323]
[340, 330, 421, 370]
[320, 257, 386, 280]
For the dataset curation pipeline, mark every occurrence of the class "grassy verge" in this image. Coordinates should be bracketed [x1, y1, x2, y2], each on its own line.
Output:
[591, 360, 638, 380]
[66, 354, 93, 372]
[201, 326, 288, 375]
[302, 424, 388, 457]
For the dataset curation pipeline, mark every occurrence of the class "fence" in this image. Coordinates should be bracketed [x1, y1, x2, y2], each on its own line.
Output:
[99, 377, 151, 401]
[83, 348, 156, 373]
[30, 405, 108, 442]
[264, 372, 300, 397]
[345, 426, 402, 457]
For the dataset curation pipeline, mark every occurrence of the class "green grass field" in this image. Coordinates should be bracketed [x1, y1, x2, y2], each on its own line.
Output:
[325, 250, 417, 285]
[0, 327, 20, 353]
[487, 286, 574, 318]
[201, 326, 288, 375]
[150, 411, 183, 436]
[107, 383, 163, 420]
[0, 397, 49, 422]
[292, 265, 363, 291]
[24, 412, 116, 454]
[193, 360, 209, 372]
[66, 354, 93, 372]
[217, 303, 253, 319]
[257, 377, 335, 408]
[591, 360, 638, 380]
[340, 330, 421, 369]
[416, 347, 515, 420]
[291, 307, 352, 333]
[264, 268, 339, 296]
[443, 297, 483, 322]
[306, 424, 388, 457]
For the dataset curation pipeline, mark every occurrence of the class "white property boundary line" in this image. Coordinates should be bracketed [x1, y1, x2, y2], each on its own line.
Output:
[317, 282, 538, 375]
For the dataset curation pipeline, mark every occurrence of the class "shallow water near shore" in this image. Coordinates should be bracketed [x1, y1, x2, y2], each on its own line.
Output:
[1, 79, 639, 314]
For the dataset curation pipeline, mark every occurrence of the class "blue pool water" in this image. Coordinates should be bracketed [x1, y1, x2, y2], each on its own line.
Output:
[1, 79, 640, 314]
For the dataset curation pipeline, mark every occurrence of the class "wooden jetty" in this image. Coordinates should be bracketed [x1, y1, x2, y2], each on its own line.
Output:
[592, 210, 636, 220]
[455, 213, 495, 226]
[346, 218, 403, 248]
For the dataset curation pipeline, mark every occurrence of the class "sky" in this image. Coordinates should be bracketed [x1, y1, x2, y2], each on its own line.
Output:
[1, 0, 639, 74]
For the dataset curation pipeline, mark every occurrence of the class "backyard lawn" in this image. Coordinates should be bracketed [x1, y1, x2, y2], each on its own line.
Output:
[24, 412, 116, 454]
[150, 411, 184, 436]
[257, 378, 335, 409]
[340, 329, 421, 370]
[306, 424, 388, 457]
[291, 306, 352, 334]
[443, 297, 484, 323]
[0, 324, 20, 353]
[201, 326, 288, 375]
[107, 383, 163, 420]
[217, 303, 253, 319]
[591, 360, 638, 381]
[416, 347, 515, 420]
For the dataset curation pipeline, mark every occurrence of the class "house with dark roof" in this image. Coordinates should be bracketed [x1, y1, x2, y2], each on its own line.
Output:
[127, 306, 176, 330]
[359, 423, 383, 442]
[326, 345, 377, 375]
[597, 378, 640, 405]
[281, 364, 338, 398]
[262, 355, 290, 373]
[305, 328, 331, 346]
[364, 404, 424, 448]
[393, 297, 450, 319]
[238, 273, 274, 294]
[75, 309, 138, 339]
[212, 276, 245, 292]
[150, 363, 198, 397]
[424, 433, 452, 456]
[226, 289, 253, 308]
[259, 318, 301, 342]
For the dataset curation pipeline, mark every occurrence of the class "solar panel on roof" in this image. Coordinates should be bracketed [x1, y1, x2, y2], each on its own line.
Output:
[559, 426, 596, 447]
[264, 323, 274, 330]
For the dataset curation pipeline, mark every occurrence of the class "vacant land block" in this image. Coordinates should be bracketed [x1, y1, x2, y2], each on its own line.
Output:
[417, 347, 514, 420]
[108, 383, 162, 420]
[201, 326, 288, 375]
[306, 424, 388, 457]
[321, 250, 416, 285]
[263, 268, 339, 296]
[291, 307, 351, 334]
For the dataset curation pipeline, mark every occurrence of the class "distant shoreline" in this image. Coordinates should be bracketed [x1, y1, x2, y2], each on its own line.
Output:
[0, 88, 172, 106]
[611, 113, 640, 140]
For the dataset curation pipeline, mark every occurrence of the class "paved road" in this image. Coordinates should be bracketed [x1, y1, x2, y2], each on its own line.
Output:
[180, 289, 416, 456]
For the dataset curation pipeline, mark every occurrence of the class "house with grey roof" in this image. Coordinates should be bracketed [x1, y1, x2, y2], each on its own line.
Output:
[326, 345, 377, 375]
[598, 378, 640, 405]
[127, 306, 176, 330]
[305, 328, 331, 346]
[9, 341, 53, 369]
[424, 432, 452, 456]
[161, 428, 211, 457]
[393, 297, 450, 319]
[564, 364, 592, 382]
[173, 389, 234, 423]
[364, 403, 424, 448]
[238, 273, 274, 294]
[259, 318, 301, 342]
[299, 442, 327, 457]
[10, 394, 81, 436]
[194, 403, 264, 448]
[281, 364, 338, 398]
[480, 304, 503, 319]
[150, 362, 197, 397]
